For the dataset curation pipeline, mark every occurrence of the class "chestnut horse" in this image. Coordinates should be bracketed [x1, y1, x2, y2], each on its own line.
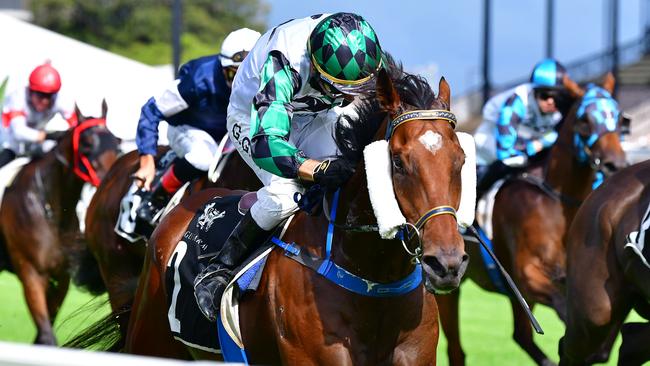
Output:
[124, 66, 469, 364]
[78, 145, 260, 333]
[0, 101, 120, 345]
[72, 59, 471, 363]
[438, 74, 628, 366]
[560, 160, 650, 366]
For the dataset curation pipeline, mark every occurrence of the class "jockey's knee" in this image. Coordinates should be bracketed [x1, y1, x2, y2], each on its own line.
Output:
[250, 185, 301, 231]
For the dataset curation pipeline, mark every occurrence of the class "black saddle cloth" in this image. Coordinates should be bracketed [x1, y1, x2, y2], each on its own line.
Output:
[165, 194, 244, 351]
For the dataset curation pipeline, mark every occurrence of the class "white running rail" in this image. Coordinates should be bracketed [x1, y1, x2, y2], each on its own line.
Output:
[0, 341, 241, 366]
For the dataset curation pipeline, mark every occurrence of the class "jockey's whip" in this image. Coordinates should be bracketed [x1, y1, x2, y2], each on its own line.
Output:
[467, 224, 544, 334]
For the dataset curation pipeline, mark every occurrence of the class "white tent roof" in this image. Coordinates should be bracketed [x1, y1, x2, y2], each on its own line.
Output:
[0, 13, 173, 143]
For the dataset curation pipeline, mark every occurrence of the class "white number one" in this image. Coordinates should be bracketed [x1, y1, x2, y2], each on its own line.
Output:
[167, 241, 188, 333]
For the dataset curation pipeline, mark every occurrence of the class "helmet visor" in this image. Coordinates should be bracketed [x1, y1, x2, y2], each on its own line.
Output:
[220, 50, 249, 67]
[312, 55, 382, 96]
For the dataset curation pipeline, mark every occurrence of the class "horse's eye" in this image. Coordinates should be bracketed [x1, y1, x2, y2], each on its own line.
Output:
[392, 155, 405, 174]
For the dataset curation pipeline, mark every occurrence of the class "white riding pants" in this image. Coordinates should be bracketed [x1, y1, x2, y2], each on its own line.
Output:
[166, 124, 218, 172]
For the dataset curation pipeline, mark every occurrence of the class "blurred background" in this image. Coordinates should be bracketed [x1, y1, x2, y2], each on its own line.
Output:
[0, 1, 648, 365]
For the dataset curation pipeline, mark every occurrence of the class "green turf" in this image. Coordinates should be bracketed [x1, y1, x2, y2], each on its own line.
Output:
[0, 272, 110, 344]
[0, 270, 643, 364]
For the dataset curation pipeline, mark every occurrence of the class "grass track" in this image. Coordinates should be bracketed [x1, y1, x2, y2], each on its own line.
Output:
[0, 271, 643, 364]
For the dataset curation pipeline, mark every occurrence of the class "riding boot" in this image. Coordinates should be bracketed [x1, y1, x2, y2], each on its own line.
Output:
[135, 182, 172, 226]
[194, 211, 272, 322]
[0, 149, 16, 169]
[476, 160, 517, 200]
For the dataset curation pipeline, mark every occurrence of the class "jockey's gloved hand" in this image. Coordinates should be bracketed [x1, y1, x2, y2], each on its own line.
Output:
[299, 158, 355, 190]
[502, 154, 528, 168]
[45, 130, 67, 141]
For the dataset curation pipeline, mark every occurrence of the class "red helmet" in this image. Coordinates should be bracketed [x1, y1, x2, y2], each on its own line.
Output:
[29, 63, 61, 93]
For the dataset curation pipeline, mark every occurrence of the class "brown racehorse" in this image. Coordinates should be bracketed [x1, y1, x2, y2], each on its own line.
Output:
[438, 74, 628, 366]
[560, 160, 650, 366]
[78, 145, 260, 333]
[73, 59, 470, 364]
[0, 101, 120, 345]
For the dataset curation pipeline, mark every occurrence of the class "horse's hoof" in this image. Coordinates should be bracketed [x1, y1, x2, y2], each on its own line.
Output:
[541, 359, 557, 366]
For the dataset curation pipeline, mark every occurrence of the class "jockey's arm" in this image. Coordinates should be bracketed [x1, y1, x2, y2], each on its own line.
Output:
[8, 115, 46, 143]
[250, 50, 308, 179]
[135, 77, 193, 157]
[524, 129, 559, 157]
[495, 94, 527, 162]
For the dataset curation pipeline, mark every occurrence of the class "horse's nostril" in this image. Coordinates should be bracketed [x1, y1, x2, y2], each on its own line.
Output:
[461, 253, 469, 263]
[423, 256, 446, 277]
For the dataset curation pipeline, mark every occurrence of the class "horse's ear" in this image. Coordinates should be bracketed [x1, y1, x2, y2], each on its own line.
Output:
[376, 68, 400, 114]
[101, 98, 108, 119]
[602, 72, 616, 94]
[562, 75, 584, 98]
[438, 77, 451, 109]
[74, 103, 85, 123]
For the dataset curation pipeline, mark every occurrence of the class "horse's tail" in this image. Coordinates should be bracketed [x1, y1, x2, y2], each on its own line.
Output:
[63, 302, 130, 352]
[68, 240, 106, 295]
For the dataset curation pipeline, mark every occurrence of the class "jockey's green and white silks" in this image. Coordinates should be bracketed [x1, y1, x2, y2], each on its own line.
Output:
[229, 14, 351, 179]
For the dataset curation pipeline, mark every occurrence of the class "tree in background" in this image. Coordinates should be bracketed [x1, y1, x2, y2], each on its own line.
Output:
[29, 0, 269, 65]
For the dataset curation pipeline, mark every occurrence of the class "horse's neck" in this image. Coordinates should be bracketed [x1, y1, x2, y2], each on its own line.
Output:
[330, 173, 415, 283]
[545, 129, 594, 216]
[38, 152, 84, 230]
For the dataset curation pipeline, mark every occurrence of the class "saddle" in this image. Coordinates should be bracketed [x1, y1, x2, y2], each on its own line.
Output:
[165, 192, 274, 353]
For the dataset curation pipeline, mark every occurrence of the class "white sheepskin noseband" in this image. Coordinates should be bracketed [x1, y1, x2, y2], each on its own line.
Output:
[363, 132, 477, 239]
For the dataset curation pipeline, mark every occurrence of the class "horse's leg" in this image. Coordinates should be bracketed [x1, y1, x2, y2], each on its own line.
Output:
[436, 290, 465, 366]
[46, 272, 70, 323]
[560, 262, 629, 364]
[510, 301, 554, 366]
[19, 266, 56, 345]
[619, 322, 650, 365]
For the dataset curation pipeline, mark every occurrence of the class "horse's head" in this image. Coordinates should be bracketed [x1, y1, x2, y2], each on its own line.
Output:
[59, 99, 121, 186]
[376, 69, 468, 293]
[564, 73, 627, 176]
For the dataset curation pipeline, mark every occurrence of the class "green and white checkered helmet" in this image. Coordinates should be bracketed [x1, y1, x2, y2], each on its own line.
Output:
[308, 12, 383, 95]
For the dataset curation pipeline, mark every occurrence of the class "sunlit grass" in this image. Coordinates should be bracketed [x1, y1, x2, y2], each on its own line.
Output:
[0, 270, 643, 364]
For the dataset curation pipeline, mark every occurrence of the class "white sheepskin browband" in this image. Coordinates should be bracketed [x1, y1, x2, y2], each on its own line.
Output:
[363, 132, 477, 239]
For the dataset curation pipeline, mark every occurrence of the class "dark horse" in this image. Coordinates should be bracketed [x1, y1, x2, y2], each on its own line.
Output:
[438, 74, 628, 366]
[75, 60, 470, 363]
[0, 101, 120, 345]
[80, 143, 260, 332]
[560, 159, 650, 365]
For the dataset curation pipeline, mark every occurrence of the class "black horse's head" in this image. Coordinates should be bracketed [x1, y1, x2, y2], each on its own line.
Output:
[57, 99, 121, 186]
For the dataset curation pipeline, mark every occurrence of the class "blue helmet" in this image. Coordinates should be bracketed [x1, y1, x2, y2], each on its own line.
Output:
[530, 58, 567, 89]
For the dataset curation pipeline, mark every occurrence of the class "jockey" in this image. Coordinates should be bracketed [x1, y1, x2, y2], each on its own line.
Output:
[194, 12, 384, 321]
[0, 62, 77, 168]
[132, 28, 262, 225]
[473, 58, 573, 198]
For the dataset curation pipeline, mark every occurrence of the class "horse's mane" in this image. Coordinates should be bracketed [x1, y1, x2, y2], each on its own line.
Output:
[335, 53, 442, 163]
